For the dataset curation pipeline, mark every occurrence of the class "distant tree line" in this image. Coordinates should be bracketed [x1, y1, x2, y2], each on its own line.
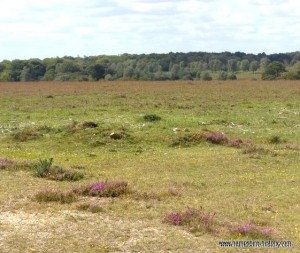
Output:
[0, 51, 300, 82]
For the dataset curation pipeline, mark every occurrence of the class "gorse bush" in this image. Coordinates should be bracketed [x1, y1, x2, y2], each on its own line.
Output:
[32, 158, 84, 181]
[33, 158, 53, 177]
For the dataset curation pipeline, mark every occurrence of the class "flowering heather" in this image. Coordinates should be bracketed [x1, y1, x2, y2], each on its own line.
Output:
[205, 131, 228, 145]
[163, 207, 217, 235]
[75, 181, 129, 198]
[228, 223, 273, 239]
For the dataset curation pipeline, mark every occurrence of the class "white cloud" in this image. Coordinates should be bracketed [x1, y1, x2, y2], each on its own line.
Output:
[0, 0, 299, 60]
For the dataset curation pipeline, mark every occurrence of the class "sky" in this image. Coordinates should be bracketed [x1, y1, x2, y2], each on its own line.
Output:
[0, 0, 299, 60]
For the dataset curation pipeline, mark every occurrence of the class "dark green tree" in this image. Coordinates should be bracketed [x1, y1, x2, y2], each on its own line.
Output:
[10, 60, 26, 81]
[86, 64, 105, 80]
[262, 61, 285, 80]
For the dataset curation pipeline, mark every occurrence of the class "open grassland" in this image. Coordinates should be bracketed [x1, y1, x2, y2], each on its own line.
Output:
[0, 80, 299, 252]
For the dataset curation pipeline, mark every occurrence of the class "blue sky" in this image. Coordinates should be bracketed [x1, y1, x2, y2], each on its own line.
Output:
[0, 0, 299, 60]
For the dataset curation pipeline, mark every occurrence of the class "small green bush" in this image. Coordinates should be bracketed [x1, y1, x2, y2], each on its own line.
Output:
[268, 135, 283, 144]
[81, 121, 98, 129]
[227, 73, 237, 80]
[32, 158, 84, 181]
[32, 158, 53, 177]
[143, 114, 161, 122]
[201, 72, 212, 81]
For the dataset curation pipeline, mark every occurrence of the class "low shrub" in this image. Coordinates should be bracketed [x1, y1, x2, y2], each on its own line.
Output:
[12, 129, 42, 142]
[32, 158, 53, 177]
[143, 114, 161, 122]
[32, 158, 84, 181]
[73, 181, 129, 198]
[170, 132, 205, 147]
[77, 203, 103, 213]
[268, 135, 283, 144]
[228, 139, 251, 148]
[82, 121, 98, 129]
[242, 145, 272, 155]
[205, 131, 228, 145]
[285, 144, 300, 150]
[227, 73, 237, 80]
[0, 158, 15, 169]
[37, 125, 62, 134]
[109, 132, 124, 140]
[163, 207, 217, 235]
[228, 223, 273, 239]
[0, 158, 33, 170]
[35, 189, 77, 204]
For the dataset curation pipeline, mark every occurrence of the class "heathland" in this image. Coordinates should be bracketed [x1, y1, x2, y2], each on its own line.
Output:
[0, 80, 299, 252]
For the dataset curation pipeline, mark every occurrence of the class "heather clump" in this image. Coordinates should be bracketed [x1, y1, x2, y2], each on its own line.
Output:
[35, 189, 77, 204]
[73, 181, 129, 198]
[228, 223, 273, 239]
[0, 158, 15, 169]
[205, 131, 229, 145]
[163, 207, 218, 235]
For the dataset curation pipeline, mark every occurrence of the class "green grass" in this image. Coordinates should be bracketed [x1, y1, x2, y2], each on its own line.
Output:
[0, 80, 299, 252]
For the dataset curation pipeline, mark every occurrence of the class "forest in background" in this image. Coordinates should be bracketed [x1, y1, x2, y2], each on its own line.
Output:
[1, 51, 300, 82]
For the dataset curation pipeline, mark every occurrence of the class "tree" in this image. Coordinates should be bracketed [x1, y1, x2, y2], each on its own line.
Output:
[282, 61, 300, 80]
[240, 59, 250, 71]
[227, 59, 238, 72]
[209, 59, 223, 72]
[21, 59, 46, 81]
[55, 60, 81, 74]
[86, 64, 105, 80]
[259, 57, 270, 71]
[10, 60, 25, 81]
[262, 61, 285, 80]
[249, 61, 259, 73]
[170, 64, 180, 80]
[20, 66, 31, 81]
